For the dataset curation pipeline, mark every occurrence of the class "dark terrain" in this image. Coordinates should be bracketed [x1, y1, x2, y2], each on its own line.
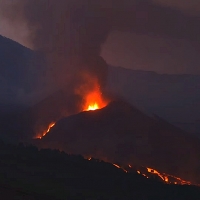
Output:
[35, 101, 200, 185]
[0, 140, 200, 199]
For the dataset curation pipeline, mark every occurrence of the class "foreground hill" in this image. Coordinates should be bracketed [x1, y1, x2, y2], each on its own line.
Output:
[35, 101, 200, 184]
[0, 35, 46, 106]
[0, 140, 200, 199]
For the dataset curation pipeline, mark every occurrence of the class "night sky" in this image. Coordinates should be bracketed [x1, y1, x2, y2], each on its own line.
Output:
[0, 0, 199, 75]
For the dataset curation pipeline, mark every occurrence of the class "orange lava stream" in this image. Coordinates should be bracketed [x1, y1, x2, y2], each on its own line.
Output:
[86, 158, 198, 186]
[134, 166, 196, 186]
[113, 163, 128, 173]
[144, 167, 195, 185]
[36, 122, 55, 139]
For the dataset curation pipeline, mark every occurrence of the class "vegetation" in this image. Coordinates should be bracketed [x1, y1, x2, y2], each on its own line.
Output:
[0, 140, 200, 199]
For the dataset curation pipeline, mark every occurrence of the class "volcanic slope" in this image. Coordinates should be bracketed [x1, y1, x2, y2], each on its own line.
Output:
[35, 101, 200, 184]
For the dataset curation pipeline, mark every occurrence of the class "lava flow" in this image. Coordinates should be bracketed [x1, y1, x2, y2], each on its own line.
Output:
[130, 165, 196, 186]
[36, 122, 55, 139]
[86, 157, 198, 186]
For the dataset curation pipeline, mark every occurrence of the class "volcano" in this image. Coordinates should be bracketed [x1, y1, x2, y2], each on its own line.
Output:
[33, 101, 200, 184]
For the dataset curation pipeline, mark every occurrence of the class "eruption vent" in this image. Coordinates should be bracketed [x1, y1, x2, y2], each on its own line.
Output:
[83, 87, 107, 111]
[74, 73, 108, 112]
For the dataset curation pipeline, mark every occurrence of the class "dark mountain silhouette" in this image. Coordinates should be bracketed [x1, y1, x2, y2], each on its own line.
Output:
[0, 35, 49, 143]
[0, 140, 200, 199]
[106, 66, 200, 134]
[0, 35, 46, 106]
[108, 67, 200, 121]
[34, 101, 200, 184]
[17, 89, 82, 140]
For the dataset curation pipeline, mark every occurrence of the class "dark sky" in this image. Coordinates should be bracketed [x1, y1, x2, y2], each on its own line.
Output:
[101, 31, 200, 74]
[100, 0, 200, 74]
[0, 0, 200, 74]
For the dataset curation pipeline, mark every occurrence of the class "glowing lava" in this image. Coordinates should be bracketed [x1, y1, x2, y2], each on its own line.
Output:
[113, 163, 128, 173]
[86, 159, 196, 186]
[83, 88, 107, 111]
[130, 165, 196, 185]
[87, 102, 99, 111]
[36, 122, 55, 139]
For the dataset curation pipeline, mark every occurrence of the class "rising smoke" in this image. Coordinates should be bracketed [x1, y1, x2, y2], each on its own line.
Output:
[19, 0, 146, 111]
[1, 0, 200, 106]
[13, 0, 200, 90]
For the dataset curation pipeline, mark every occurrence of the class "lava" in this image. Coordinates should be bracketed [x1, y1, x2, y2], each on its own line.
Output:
[83, 87, 107, 111]
[147, 167, 168, 182]
[113, 163, 128, 173]
[145, 167, 194, 185]
[133, 165, 195, 185]
[36, 122, 55, 139]
[87, 103, 99, 111]
[86, 158, 197, 186]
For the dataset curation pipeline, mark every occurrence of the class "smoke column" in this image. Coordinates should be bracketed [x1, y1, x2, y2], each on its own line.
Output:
[1, 0, 199, 105]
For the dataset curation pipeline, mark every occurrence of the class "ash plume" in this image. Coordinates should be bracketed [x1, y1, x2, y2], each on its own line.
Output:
[17, 0, 145, 111]
[1, 0, 200, 107]
[24, 1, 200, 85]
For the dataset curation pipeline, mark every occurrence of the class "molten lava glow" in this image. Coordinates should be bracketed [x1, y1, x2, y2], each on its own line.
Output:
[113, 163, 128, 173]
[36, 122, 55, 139]
[83, 89, 107, 111]
[85, 157, 198, 186]
[87, 103, 99, 111]
[113, 163, 121, 169]
[128, 164, 197, 186]
[145, 167, 193, 185]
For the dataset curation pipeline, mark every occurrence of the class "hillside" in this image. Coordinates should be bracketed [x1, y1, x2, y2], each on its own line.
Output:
[0, 35, 46, 107]
[0, 140, 200, 199]
[34, 101, 200, 184]
[107, 66, 200, 122]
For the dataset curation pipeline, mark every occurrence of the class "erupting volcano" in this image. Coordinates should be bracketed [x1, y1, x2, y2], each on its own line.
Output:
[34, 78, 108, 139]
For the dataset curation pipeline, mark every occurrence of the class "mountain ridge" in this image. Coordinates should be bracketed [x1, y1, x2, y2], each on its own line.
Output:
[34, 100, 200, 184]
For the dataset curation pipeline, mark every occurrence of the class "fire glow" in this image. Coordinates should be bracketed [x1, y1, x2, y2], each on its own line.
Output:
[83, 87, 107, 111]
[87, 157, 197, 186]
[132, 165, 196, 186]
[36, 122, 55, 139]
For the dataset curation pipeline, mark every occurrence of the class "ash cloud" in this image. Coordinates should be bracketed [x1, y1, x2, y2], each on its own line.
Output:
[21, 0, 200, 95]
[2, 0, 200, 101]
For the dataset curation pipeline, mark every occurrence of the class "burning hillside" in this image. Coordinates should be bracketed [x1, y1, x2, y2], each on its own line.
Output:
[100, 160, 197, 186]
[36, 122, 55, 139]
[32, 100, 200, 185]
